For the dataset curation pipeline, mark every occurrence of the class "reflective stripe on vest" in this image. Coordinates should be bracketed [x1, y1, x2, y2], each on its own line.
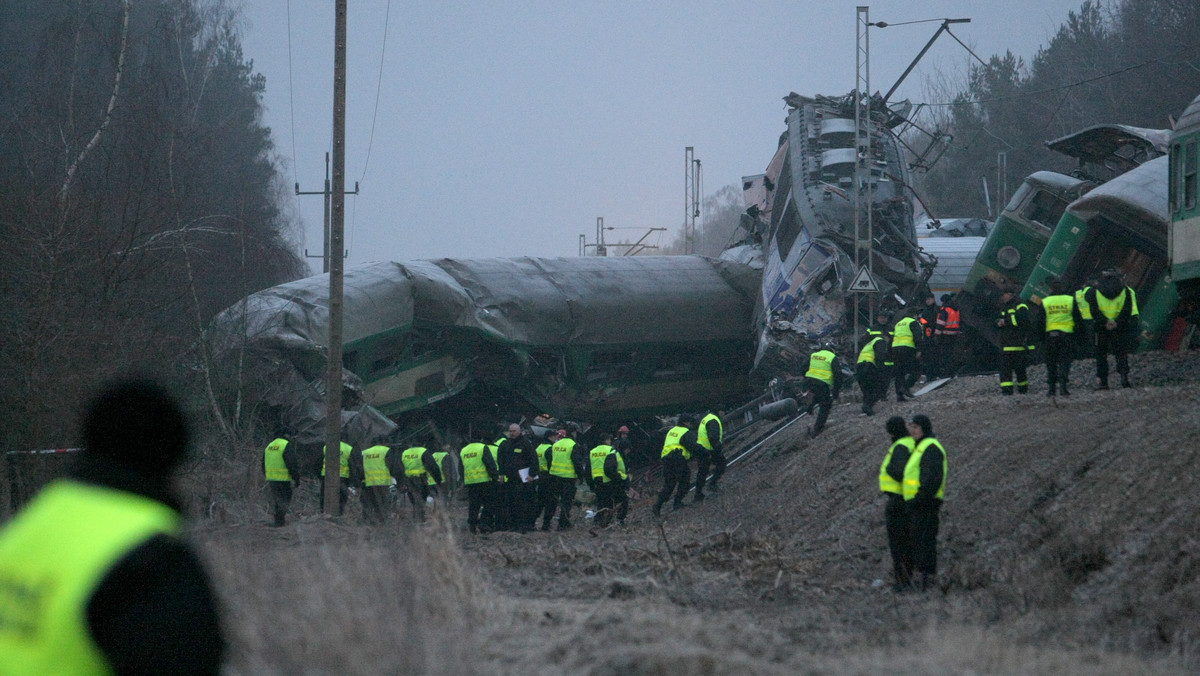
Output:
[903, 438, 947, 501]
[402, 446, 428, 478]
[1043, 294, 1076, 333]
[362, 445, 392, 486]
[264, 438, 291, 482]
[662, 426, 690, 460]
[549, 438, 578, 478]
[460, 443, 491, 485]
[935, 307, 961, 335]
[590, 445, 614, 481]
[321, 441, 352, 478]
[857, 337, 880, 364]
[0, 481, 181, 675]
[428, 452, 448, 485]
[893, 317, 917, 348]
[536, 443, 552, 472]
[696, 414, 722, 451]
[805, 350, 836, 385]
[879, 437, 914, 495]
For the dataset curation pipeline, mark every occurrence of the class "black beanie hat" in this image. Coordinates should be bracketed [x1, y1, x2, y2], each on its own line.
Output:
[82, 379, 189, 477]
[886, 416, 907, 439]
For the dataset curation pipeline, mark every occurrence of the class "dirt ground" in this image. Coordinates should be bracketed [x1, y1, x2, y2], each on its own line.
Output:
[193, 350, 1200, 674]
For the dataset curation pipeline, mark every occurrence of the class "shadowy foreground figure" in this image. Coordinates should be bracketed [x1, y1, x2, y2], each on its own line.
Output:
[0, 379, 223, 674]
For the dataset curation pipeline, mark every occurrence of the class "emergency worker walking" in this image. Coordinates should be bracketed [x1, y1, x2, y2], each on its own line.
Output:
[904, 414, 947, 591]
[263, 434, 300, 527]
[996, 291, 1032, 395]
[1042, 277, 1084, 396]
[856, 332, 889, 416]
[0, 379, 223, 674]
[1085, 269, 1139, 389]
[804, 344, 844, 438]
[879, 416, 915, 591]
[653, 416, 704, 516]
[891, 311, 923, 399]
[693, 412, 725, 501]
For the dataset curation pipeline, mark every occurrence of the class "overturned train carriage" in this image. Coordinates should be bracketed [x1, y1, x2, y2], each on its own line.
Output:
[208, 256, 761, 441]
[740, 93, 932, 378]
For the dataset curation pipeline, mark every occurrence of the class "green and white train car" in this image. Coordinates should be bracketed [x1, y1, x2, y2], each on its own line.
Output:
[1170, 92, 1200, 301]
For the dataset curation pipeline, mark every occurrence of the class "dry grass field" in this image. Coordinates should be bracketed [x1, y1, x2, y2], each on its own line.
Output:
[180, 351, 1200, 673]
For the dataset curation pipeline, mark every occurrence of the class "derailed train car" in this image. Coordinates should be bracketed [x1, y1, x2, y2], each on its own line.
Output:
[1170, 93, 1200, 310]
[739, 92, 933, 379]
[207, 256, 761, 442]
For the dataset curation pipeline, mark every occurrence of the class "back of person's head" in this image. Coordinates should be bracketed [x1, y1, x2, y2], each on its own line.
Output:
[82, 379, 189, 477]
[910, 414, 934, 438]
[885, 416, 907, 440]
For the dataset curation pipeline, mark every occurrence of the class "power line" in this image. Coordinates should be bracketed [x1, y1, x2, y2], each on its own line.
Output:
[358, 0, 392, 185]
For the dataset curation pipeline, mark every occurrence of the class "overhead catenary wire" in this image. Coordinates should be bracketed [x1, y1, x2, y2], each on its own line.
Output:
[348, 0, 394, 259]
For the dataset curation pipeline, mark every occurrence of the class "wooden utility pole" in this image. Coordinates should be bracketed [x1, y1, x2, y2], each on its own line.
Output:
[323, 0, 348, 515]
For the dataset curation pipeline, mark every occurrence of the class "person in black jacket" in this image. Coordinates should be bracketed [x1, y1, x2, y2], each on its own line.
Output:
[652, 416, 705, 516]
[1084, 268, 1139, 389]
[879, 417, 915, 591]
[0, 379, 223, 674]
[497, 423, 538, 532]
[904, 414, 947, 592]
[995, 290, 1032, 395]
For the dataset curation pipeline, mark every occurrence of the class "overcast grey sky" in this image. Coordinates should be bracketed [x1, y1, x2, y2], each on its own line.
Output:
[237, 0, 1088, 271]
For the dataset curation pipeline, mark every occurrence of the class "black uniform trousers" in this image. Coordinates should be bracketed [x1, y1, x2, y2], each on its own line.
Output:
[318, 476, 350, 514]
[267, 481, 293, 527]
[656, 454, 692, 509]
[998, 347, 1029, 392]
[856, 362, 885, 414]
[361, 484, 390, 524]
[1043, 331, 1074, 387]
[466, 482, 496, 532]
[892, 346, 919, 395]
[540, 475, 577, 529]
[907, 498, 941, 576]
[694, 449, 726, 496]
[610, 479, 629, 524]
[507, 480, 537, 531]
[1094, 327, 1130, 383]
[805, 378, 832, 434]
[884, 493, 913, 586]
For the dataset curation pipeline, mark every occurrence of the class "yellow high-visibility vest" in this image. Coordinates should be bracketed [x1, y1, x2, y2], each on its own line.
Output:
[427, 451, 448, 486]
[590, 444, 614, 481]
[805, 350, 836, 385]
[857, 337, 881, 365]
[549, 438, 578, 479]
[1075, 287, 1092, 320]
[321, 441, 352, 478]
[460, 443, 491, 485]
[879, 437, 914, 495]
[401, 446, 427, 478]
[264, 438, 291, 481]
[1043, 294, 1076, 333]
[662, 426, 690, 460]
[696, 414, 723, 450]
[362, 445, 392, 487]
[535, 443, 552, 472]
[0, 481, 181, 675]
[893, 317, 918, 348]
[902, 438, 947, 501]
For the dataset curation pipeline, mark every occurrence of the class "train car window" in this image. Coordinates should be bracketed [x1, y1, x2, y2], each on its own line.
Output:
[1185, 140, 1197, 210]
[368, 334, 410, 375]
[1022, 190, 1069, 231]
[775, 200, 802, 257]
[1003, 182, 1032, 213]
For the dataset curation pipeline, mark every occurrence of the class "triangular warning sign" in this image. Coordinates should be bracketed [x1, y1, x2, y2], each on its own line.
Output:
[849, 266, 879, 292]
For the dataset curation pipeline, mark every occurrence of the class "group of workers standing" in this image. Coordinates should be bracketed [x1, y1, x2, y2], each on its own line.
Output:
[998, 268, 1140, 396]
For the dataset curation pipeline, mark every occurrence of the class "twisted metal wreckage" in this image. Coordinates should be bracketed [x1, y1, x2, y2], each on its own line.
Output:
[208, 92, 934, 446]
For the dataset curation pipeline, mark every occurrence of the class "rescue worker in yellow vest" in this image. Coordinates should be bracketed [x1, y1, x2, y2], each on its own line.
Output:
[397, 441, 444, 522]
[1084, 268, 1139, 389]
[359, 440, 393, 524]
[891, 310, 924, 399]
[1042, 277, 1085, 396]
[498, 422, 539, 532]
[879, 416, 915, 591]
[541, 424, 587, 531]
[320, 439, 354, 514]
[693, 412, 725, 501]
[903, 414, 947, 592]
[995, 290, 1032, 395]
[263, 433, 301, 527]
[460, 429, 501, 534]
[0, 379, 223, 674]
[856, 332, 890, 416]
[1075, 280, 1096, 358]
[803, 343, 844, 438]
[653, 416, 705, 516]
[425, 446, 453, 501]
[533, 429, 560, 525]
[867, 313, 896, 399]
[590, 433, 629, 527]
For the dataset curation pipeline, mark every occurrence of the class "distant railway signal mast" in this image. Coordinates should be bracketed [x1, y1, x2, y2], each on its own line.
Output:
[685, 147, 702, 254]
